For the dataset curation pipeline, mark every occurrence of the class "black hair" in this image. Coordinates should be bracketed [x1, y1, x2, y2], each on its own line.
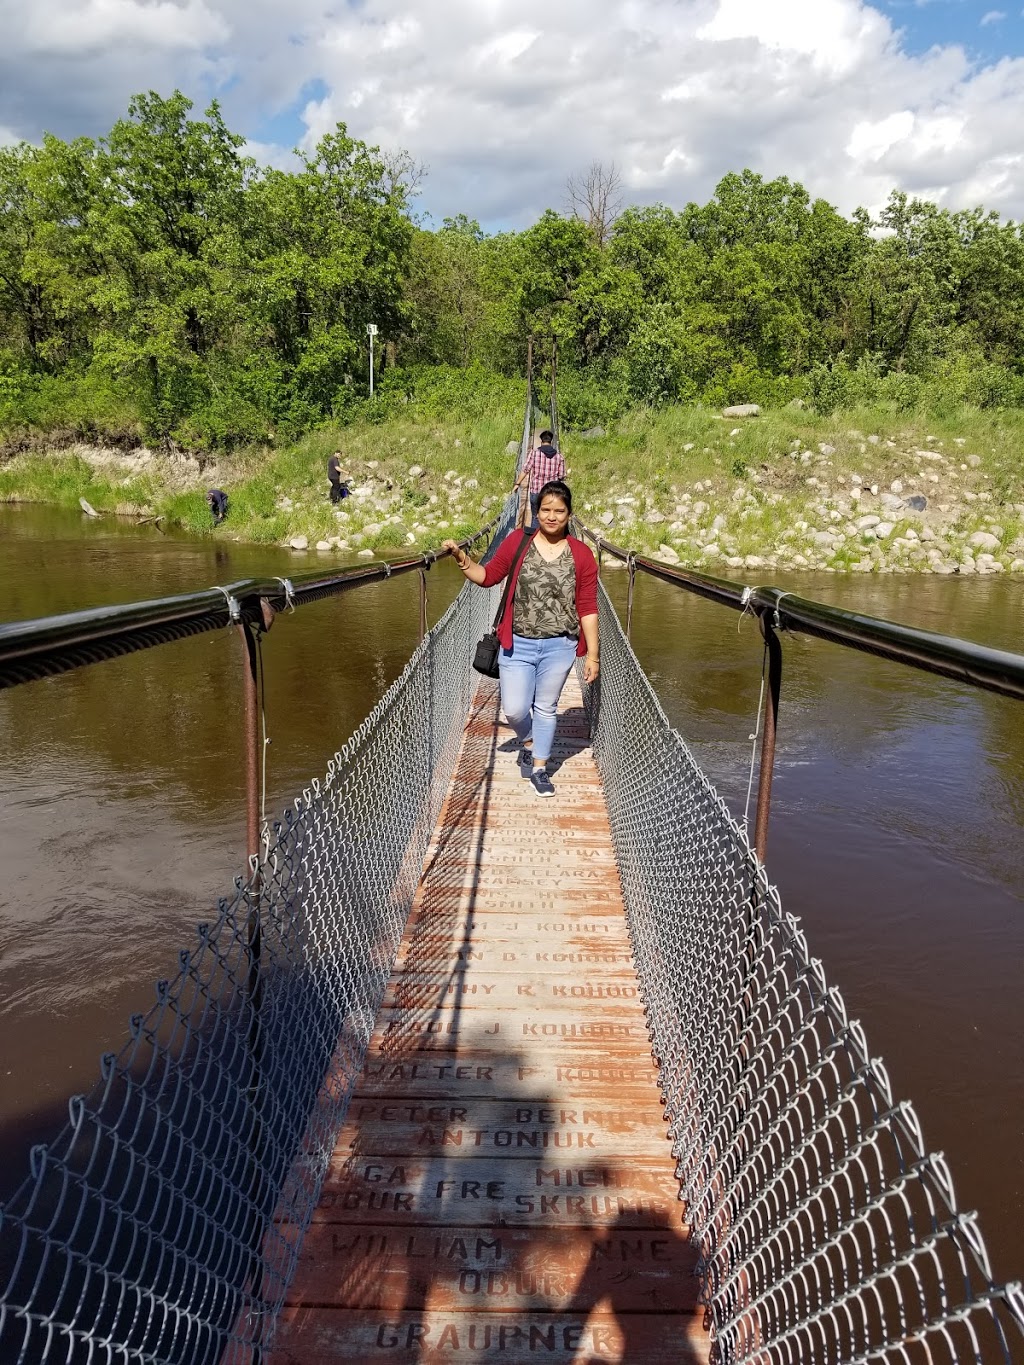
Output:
[536, 479, 572, 513]
[539, 430, 554, 442]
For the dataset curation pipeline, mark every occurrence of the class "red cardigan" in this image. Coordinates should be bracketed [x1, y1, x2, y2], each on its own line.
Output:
[481, 531, 599, 656]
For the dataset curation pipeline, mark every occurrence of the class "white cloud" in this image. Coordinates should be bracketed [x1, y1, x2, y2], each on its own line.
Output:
[980, 10, 1006, 24]
[1, 0, 1024, 226]
[697, 0, 892, 77]
[847, 111, 916, 162]
[22, 0, 228, 56]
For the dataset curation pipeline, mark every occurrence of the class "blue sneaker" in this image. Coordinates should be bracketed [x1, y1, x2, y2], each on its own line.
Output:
[530, 769, 555, 798]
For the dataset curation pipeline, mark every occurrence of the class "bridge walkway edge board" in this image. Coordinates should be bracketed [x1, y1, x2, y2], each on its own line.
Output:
[268, 675, 710, 1364]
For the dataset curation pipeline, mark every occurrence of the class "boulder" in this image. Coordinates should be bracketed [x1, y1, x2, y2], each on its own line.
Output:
[644, 509, 667, 524]
[744, 555, 766, 569]
[875, 521, 895, 539]
[968, 531, 1001, 552]
[655, 544, 680, 563]
[315, 540, 332, 552]
[598, 511, 615, 526]
[818, 443, 836, 456]
[1010, 559, 1024, 573]
[857, 515, 880, 529]
[579, 426, 606, 439]
[408, 464, 424, 477]
[356, 548, 375, 559]
[723, 404, 760, 418]
[966, 454, 982, 468]
[904, 494, 928, 512]
[288, 535, 309, 551]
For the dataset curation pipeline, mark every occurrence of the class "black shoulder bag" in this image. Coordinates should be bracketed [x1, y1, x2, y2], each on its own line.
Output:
[472, 531, 532, 678]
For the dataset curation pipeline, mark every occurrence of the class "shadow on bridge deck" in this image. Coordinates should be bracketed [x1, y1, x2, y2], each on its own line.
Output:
[269, 676, 710, 1363]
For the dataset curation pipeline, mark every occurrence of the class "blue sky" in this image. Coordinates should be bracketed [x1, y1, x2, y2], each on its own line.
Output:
[880, 0, 1024, 58]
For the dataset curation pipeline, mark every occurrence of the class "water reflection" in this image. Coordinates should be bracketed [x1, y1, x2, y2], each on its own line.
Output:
[1, 505, 1022, 1287]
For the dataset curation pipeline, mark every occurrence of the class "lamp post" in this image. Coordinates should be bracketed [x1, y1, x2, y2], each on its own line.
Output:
[367, 323, 378, 396]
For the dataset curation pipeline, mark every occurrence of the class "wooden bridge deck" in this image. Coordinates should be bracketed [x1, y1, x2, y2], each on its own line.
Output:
[270, 676, 709, 1363]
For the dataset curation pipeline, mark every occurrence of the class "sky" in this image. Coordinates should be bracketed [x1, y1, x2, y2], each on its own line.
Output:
[1, 0, 1023, 231]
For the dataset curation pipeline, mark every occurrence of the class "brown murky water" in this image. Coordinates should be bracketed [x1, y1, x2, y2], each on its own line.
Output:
[1, 504, 1022, 1284]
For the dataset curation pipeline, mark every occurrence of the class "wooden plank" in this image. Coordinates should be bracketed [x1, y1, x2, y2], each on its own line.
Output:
[382, 973, 645, 1011]
[368, 1009, 653, 1053]
[314, 1156, 684, 1228]
[272, 1309, 711, 1363]
[274, 1221, 698, 1312]
[336, 1097, 669, 1159]
[392, 942, 637, 972]
[357, 1051, 666, 1101]
[267, 674, 707, 1364]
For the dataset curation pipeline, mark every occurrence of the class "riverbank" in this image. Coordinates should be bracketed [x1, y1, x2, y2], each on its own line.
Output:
[2, 402, 1023, 574]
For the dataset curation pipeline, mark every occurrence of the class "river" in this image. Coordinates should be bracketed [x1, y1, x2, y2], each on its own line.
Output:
[1, 503, 1021, 1285]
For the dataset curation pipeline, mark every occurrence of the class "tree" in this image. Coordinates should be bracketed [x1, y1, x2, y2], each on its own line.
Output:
[565, 161, 623, 246]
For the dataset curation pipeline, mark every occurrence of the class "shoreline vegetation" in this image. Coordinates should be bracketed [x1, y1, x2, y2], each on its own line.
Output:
[2, 399, 1022, 575]
[2, 92, 1024, 573]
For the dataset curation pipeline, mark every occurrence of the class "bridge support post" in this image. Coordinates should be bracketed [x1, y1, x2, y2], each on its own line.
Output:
[235, 618, 266, 1355]
[753, 615, 783, 863]
[418, 568, 428, 644]
[626, 554, 637, 642]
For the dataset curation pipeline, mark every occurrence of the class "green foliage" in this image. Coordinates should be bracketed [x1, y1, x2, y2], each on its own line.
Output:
[4, 93, 1024, 459]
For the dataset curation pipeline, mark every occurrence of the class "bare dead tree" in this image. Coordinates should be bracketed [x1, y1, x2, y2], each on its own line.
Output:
[566, 160, 623, 246]
[380, 148, 428, 204]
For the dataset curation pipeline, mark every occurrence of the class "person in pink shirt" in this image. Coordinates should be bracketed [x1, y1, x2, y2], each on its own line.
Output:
[515, 431, 566, 528]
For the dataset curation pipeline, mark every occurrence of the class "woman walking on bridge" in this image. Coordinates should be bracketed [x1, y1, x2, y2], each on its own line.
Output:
[444, 480, 599, 797]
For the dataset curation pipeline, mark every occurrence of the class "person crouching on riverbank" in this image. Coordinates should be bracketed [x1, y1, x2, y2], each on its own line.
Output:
[442, 480, 599, 798]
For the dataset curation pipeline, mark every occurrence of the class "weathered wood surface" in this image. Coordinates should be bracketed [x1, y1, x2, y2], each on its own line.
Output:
[269, 676, 709, 1363]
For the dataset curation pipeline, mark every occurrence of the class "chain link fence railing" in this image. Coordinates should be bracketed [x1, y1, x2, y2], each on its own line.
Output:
[0, 507, 515, 1365]
[580, 579, 1024, 1364]
[4, 448, 1022, 1365]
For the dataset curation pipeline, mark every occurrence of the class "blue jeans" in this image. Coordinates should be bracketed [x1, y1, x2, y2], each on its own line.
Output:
[499, 634, 578, 763]
[528, 492, 541, 528]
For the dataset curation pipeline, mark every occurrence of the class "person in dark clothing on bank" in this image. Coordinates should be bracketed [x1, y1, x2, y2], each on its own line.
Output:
[328, 451, 351, 504]
[206, 488, 228, 524]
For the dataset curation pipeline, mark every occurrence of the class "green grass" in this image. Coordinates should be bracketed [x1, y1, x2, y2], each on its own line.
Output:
[2, 398, 1023, 572]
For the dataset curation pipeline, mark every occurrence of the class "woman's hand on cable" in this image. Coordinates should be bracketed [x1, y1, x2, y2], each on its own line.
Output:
[441, 538, 469, 569]
[583, 654, 600, 684]
[442, 539, 486, 584]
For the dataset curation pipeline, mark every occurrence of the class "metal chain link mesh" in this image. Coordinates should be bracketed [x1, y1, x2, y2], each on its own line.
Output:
[3, 476, 1022, 1364]
[580, 580, 1024, 1364]
[0, 517, 512, 1364]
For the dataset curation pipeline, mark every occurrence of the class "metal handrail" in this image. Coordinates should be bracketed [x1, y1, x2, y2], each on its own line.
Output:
[575, 524, 1024, 702]
[574, 520, 1024, 861]
[0, 517, 502, 690]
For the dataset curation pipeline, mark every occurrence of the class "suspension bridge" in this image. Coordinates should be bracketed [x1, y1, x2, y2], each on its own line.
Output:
[1, 373, 1023, 1364]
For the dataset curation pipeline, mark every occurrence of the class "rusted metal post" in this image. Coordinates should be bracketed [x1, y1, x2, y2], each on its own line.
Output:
[237, 621, 261, 862]
[418, 567, 428, 644]
[626, 556, 636, 642]
[236, 617, 265, 1344]
[753, 615, 783, 863]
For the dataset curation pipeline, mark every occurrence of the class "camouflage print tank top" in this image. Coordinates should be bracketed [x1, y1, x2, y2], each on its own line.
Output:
[511, 542, 579, 639]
